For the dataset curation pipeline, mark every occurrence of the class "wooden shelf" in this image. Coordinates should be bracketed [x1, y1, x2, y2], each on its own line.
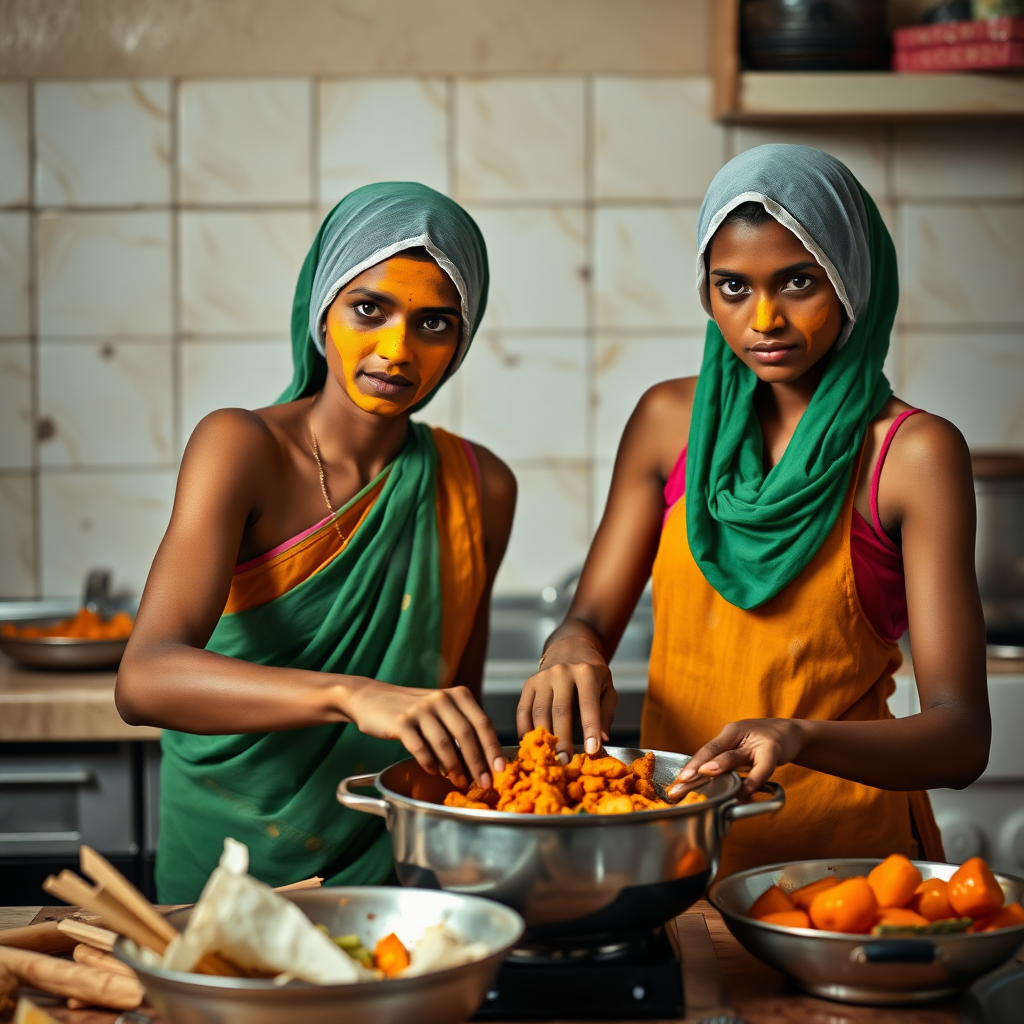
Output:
[712, 0, 1024, 121]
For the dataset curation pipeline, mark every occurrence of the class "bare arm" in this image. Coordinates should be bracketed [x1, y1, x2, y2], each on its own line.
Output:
[517, 379, 694, 758]
[116, 412, 508, 787]
[675, 413, 990, 797]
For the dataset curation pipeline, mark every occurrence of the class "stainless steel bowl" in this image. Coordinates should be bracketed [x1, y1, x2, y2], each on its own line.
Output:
[338, 746, 784, 943]
[709, 859, 1024, 1005]
[0, 617, 128, 670]
[114, 887, 524, 1024]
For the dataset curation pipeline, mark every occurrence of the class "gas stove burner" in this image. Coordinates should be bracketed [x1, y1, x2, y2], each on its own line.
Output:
[473, 926, 683, 1021]
[509, 938, 632, 963]
[987, 625, 1024, 660]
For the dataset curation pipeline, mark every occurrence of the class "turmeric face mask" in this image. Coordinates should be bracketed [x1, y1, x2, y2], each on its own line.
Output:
[325, 255, 462, 416]
[707, 217, 844, 382]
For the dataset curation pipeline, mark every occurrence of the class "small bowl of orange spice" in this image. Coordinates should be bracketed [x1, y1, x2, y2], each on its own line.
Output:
[0, 608, 134, 670]
[708, 855, 1024, 1005]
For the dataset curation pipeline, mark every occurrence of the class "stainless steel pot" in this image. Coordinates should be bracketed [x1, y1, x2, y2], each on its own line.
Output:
[115, 887, 524, 1024]
[337, 746, 784, 943]
[709, 859, 1024, 1005]
[974, 453, 1024, 647]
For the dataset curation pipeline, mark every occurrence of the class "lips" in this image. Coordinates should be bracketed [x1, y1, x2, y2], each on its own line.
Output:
[748, 343, 796, 365]
[361, 371, 413, 396]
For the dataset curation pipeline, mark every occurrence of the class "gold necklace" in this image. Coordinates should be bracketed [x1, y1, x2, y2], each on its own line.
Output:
[309, 396, 345, 540]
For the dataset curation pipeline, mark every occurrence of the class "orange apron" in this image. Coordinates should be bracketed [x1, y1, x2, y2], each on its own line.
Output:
[642, 448, 944, 875]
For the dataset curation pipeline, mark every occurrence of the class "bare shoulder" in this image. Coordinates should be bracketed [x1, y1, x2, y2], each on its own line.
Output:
[469, 441, 517, 510]
[622, 376, 697, 479]
[886, 405, 972, 478]
[182, 407, 280, 473]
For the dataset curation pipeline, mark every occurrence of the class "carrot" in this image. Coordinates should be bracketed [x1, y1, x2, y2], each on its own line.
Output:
[373, 933, 410, 978]
[867, 854, 922, 908]
[809, 877, 878, 934]
[788, 875, 839, 911]
[949, 857, 1004, 919]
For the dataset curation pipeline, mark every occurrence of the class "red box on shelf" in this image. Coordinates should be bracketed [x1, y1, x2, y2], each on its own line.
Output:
[893, 39, 1024, 71]
[893, 16, 1024, 51]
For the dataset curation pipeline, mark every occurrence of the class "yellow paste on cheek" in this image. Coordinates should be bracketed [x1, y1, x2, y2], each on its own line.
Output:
[327, 258, 459, 412]
[790, 302, 832, 354]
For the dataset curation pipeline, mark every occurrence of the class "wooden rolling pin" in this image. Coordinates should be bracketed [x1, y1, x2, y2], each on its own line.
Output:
[0, 948, 143, 1012]
[0, 923, 75, 956]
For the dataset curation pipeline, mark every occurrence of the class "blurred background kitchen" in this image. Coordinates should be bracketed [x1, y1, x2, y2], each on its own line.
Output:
[1, 0, 1023, 901]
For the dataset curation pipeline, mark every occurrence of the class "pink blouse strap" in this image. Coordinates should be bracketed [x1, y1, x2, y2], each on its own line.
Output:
[869, 408, 923, 553]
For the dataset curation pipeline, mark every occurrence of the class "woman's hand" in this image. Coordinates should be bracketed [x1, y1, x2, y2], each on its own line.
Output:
[346, 681, 505, 790]
[668, 718, 808, 800]
[516, 637, 618, 761]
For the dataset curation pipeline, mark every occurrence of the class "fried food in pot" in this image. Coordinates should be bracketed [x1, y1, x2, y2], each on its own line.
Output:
[442, 727, 706, 815]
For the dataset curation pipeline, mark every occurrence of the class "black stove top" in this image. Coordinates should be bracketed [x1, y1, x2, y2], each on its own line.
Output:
[472, 927, 684, 1021]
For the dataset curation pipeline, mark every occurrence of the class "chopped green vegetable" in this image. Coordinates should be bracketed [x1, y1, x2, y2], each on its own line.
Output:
[331, 934, 364, 950]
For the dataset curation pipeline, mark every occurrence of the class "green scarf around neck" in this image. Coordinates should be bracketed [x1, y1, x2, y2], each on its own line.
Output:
[686, 147, 896, 609]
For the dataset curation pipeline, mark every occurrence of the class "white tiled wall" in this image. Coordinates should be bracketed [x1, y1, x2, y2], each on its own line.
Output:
[1, 76, 1022, 598]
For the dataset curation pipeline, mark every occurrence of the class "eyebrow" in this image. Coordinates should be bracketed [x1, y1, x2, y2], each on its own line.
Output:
[347, 287, 460, 317]
[710, 260, 821, 278]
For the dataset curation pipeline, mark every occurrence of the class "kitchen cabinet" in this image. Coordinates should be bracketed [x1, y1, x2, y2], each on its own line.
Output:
[712, 0, 1024, 121]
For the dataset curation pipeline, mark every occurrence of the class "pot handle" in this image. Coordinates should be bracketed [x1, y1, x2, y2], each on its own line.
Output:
[719, 781, 785, 834]
[336, 773, 389, 819]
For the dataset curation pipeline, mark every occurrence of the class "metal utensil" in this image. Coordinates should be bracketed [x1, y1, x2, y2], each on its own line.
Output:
[0, 620, 129, 670]
[337, 746, 784, 942]
[708, 859, 1024, 1005]
[115, 887, 524, 1024]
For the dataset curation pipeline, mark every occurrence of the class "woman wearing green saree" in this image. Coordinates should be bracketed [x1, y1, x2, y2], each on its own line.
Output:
[117, 183, 516, 902]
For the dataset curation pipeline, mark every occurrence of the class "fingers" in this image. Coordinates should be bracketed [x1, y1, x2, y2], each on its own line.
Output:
[417, 711, 469, 786]
[577, 666, 611, 757]
[666, 732, 732, 800]
[740, 746, 778, 796]
[516, 681, 537, 739]
[598, 674, 618, 746]
[394, 718, 441, 778]
[447, 686, 506, 779]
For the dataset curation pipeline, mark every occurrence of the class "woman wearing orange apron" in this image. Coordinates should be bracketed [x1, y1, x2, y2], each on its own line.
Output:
[518, 145, 989, 873]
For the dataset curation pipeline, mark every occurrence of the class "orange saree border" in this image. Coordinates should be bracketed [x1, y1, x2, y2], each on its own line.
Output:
[432, 427, 487, 687]
[223, 477, 387, 615]
[221, 427, 487, 688]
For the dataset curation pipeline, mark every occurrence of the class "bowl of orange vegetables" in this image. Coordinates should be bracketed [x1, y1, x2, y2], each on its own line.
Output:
[0, 608, 134, 670]
[708, 855, 1024, 1004]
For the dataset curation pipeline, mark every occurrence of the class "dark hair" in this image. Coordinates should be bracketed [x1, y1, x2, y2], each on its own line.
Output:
[703, 201, 776, 283]
[397, 245, 436, 262]
[721, 200, 774, 229]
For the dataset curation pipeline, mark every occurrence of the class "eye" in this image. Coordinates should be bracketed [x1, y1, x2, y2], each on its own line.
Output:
[421, 316, 450, 333]
[355, 302, 381, 318]
[716, 279, 748, 297]
[783, 275, 814, 292]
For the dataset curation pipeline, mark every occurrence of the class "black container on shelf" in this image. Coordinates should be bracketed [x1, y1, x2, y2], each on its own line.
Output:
[741, 0, 891, 71]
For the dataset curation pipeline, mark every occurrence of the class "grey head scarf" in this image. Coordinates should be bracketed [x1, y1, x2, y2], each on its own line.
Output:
[279, 182, 489, 407]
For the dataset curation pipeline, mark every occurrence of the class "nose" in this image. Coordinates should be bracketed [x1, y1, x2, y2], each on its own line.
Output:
[753, 293, 785, 334]
[374, 317, 412, 363]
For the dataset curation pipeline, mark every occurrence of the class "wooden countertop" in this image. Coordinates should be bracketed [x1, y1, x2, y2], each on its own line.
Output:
[0, 654, 159, 742]
[1, 902, 972, 1024]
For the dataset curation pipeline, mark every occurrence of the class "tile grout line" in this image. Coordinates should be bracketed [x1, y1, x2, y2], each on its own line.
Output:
[582, 74, 596, 537]
[170, 77, 182, 462]
[27, 79, 42, 599]
[310, 76, 319, 211]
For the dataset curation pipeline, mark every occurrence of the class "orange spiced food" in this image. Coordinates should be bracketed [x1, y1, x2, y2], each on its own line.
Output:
[443, 727, 707, 815]
[745, 854, 1021, 936]
[1, 608, 134, 641]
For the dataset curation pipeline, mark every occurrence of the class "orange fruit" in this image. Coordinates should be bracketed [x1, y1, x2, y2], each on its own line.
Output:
[967, 902, 1024, 933]
[809, 876, 878, 934]
[759, 910, 811, 929]
[789, 875, 840, 911]
[911, 878, 956, 922]
[748, 884, 796, 920]
[948, 857, 1004, 919]
[867, 853, 922, 908]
